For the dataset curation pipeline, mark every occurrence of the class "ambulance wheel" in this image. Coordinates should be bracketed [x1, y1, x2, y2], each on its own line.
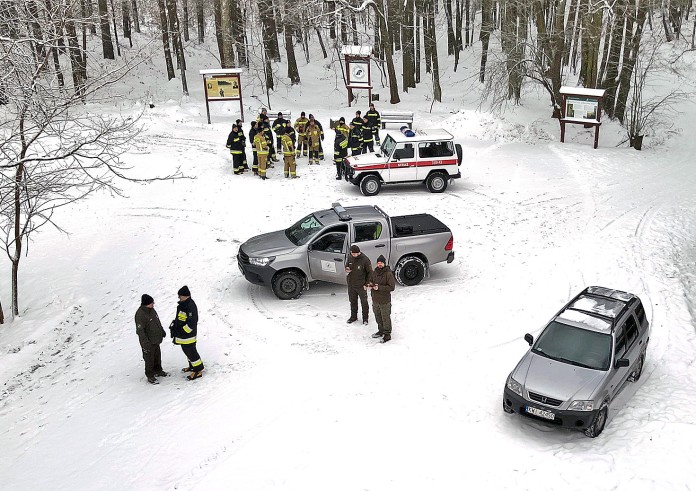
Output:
[360, 175, 381, 196]
[426, 172, 448, 193]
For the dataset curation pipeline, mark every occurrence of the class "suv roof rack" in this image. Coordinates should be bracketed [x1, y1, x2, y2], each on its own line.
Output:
[331, 202, 352, 221]
[562, 286, 636, 332]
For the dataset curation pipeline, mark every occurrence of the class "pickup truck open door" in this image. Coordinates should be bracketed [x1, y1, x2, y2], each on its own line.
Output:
[307, 232, 348, 284]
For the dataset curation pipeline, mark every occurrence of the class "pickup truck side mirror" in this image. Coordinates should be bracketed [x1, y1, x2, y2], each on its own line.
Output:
[524, 333, 534, 346]
[307, 243, 313, 251]
[614, 358, 630, 368]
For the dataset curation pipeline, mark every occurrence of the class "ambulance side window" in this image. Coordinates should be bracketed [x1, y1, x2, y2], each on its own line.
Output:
[393, 144, 414, 160]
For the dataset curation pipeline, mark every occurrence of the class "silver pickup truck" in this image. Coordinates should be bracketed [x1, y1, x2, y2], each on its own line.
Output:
[237, 203, 455, 299]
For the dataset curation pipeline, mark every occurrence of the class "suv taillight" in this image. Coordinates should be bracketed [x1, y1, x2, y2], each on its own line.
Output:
[445, 235, 453, 251]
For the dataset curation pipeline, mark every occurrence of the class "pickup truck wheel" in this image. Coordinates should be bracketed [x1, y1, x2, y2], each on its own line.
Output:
[271, 271, 305, 300]
[425, 172, 448, 193]
[395, 256, 426, 286]
[359, 175, 381, 196]
[584, 404, 608, 438]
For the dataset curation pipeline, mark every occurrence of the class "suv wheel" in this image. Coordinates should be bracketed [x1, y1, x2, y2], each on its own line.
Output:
[394, 256, 426, 286]
[584, 404, 608, 438]
[425, 172, 448, 193]
[628, 353, 645, 383]
[271, 271, 305, 300]
[359, 175, 381, 196]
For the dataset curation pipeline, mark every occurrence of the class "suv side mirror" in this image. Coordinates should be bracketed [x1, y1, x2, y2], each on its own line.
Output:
[615, 358, 630, 368]
[524, 333, 534, 346]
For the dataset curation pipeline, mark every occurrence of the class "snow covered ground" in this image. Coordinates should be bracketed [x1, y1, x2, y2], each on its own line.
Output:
[2, 34, 696, 490]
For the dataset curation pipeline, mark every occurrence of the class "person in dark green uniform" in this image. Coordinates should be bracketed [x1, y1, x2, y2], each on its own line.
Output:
[345, 244, 372, 325]
[135, 294, 168, 384]
[367, 255, 396, 343]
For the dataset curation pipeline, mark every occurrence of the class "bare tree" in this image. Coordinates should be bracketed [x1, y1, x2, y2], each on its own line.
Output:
[0, 9, 180, 319]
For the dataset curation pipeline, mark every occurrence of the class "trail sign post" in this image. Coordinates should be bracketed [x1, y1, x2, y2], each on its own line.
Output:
[199, 68, 244, 124]
[559, 86, 605, 149]
[342, 46, 372, 107]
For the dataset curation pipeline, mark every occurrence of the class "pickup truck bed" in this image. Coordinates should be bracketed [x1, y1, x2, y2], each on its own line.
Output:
[391, 214, 450, 237]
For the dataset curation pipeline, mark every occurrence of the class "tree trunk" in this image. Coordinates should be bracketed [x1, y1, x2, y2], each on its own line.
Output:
[445, 0, 455, 55]
[98, 0, 115, 58]
[329, 1, 336, 39]
[415, 10, 421, 83]
[579, 0, 601, 87]
[479, 0, 492, 82]
[615, 3, 648, 124]
[284, 4, 300, 84]
[196, 0, 204, 43]
[259, 0, 280, 61]
[157, 0, 175, 79]
[166, 0, 183, 69]
[213, 0, 225, 65]
[0, 297, 4, 324]
[371, 0, 400, 103]
[234, 6, 247, 66]
[601, 1, 626, 119]
[315, 27, 327, 58]
[108, 0, 121, 56]
[465, 0, 470, 46]
[65, 5, 87, 99]
[425, 0, 441, 101]
[403, 0, 415, 90]
[131, 0, 141, 33]
[122, 0, 133, 47]
[221, 0, 236, 68]
[183, 0, 189, 41]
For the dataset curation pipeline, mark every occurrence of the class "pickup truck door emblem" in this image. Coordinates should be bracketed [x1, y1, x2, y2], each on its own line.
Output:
[321, 260, 337, 273]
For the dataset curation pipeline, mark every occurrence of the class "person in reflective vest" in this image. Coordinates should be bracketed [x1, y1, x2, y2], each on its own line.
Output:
[361, 117, 374, 153]
[272, 112, 288, 151]
[333, 128, 348, 180]
[365, 103, 381, 145]
[254, 130, 270, 180]
[170, 285, 204, 380]
[281, 127, 298, 178]
[249, 120, 260, 175]
[351, 110, 363, 130]
[307, 120, 322, 165]
[226, 124, 245, 175]
[308, 114, 325, 160]
[294, 112, 309, 157]
[349, 123, 363, 156]
[336, 117, 350, 140]
[235, 119, 249, 170]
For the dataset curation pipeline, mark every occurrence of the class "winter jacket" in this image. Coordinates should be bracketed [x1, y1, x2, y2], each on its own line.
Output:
[227, 130, 244, 154]
[171, 297, 199, 345]
[346, 252, 372, 288]
[365, 108, 381, 129]
[349, 127, 363, 152]
[281, 133, 295, 156]
[272, 117, 288, 135]
[294, 117, 309, 136]
[351, 116, 364, 130]
[334, 133, 348, 160]
[336, 122, 350, 139]
[307, 125, 322, 148]
[254, 133, 270, 154]
[361, 125, 374, 144]
[135, 305, 166, 347]
[367, 265, 396, 305]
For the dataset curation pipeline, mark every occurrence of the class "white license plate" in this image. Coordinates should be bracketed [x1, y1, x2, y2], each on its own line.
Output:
[526, 406, 555, 420]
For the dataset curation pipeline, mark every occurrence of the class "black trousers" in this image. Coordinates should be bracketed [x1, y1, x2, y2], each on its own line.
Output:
[348, 286, 369, 321]
[141, 342, 163, 378]
[362, 141, 374, 153]
[181, 343, 204, 372]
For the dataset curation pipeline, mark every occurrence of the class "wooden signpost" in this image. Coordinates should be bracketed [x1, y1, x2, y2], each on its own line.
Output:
[559, 86, 605, 149]
[199, 68, 244, 124]
[342, 46, 372, 107]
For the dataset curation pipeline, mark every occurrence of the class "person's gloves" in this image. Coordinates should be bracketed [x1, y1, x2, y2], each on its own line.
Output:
[321, 135, 324, 140]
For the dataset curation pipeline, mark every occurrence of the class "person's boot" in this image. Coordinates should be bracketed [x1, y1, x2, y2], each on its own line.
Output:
[380, 334, 391, 343]
[371, 332, 383, 338]
[336, 175, 342, 180]
[346, 317, 358, 324]
[156, 371, 169, 377]
[187, 371, 203, 381]
[147, 376, 159, 384]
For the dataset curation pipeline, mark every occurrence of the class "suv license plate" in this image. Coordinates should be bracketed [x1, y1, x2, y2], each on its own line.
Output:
[526, 406, 555, 420]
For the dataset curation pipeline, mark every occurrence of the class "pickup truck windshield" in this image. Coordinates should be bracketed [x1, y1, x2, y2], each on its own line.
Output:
[380, 135, 396, 157]
[531, 321, 612, 371]
[285, 213, 324, 245]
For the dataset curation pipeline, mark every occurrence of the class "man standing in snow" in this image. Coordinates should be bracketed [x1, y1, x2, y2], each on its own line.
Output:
[171, 286, 204, 380]
[345, 244, 372, 325]
[135, 294, 168, 384]
[366, 255, 396, 343]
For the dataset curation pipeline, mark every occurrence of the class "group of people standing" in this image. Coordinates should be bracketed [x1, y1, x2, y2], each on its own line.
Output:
[226, 104, 382, 182]
[332, 103, 382, 180]
[135, 285, 204, 384]
[345, 244, 396, 343]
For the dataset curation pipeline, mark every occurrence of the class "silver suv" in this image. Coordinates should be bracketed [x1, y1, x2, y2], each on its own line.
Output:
[502, 286, 650, 438]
